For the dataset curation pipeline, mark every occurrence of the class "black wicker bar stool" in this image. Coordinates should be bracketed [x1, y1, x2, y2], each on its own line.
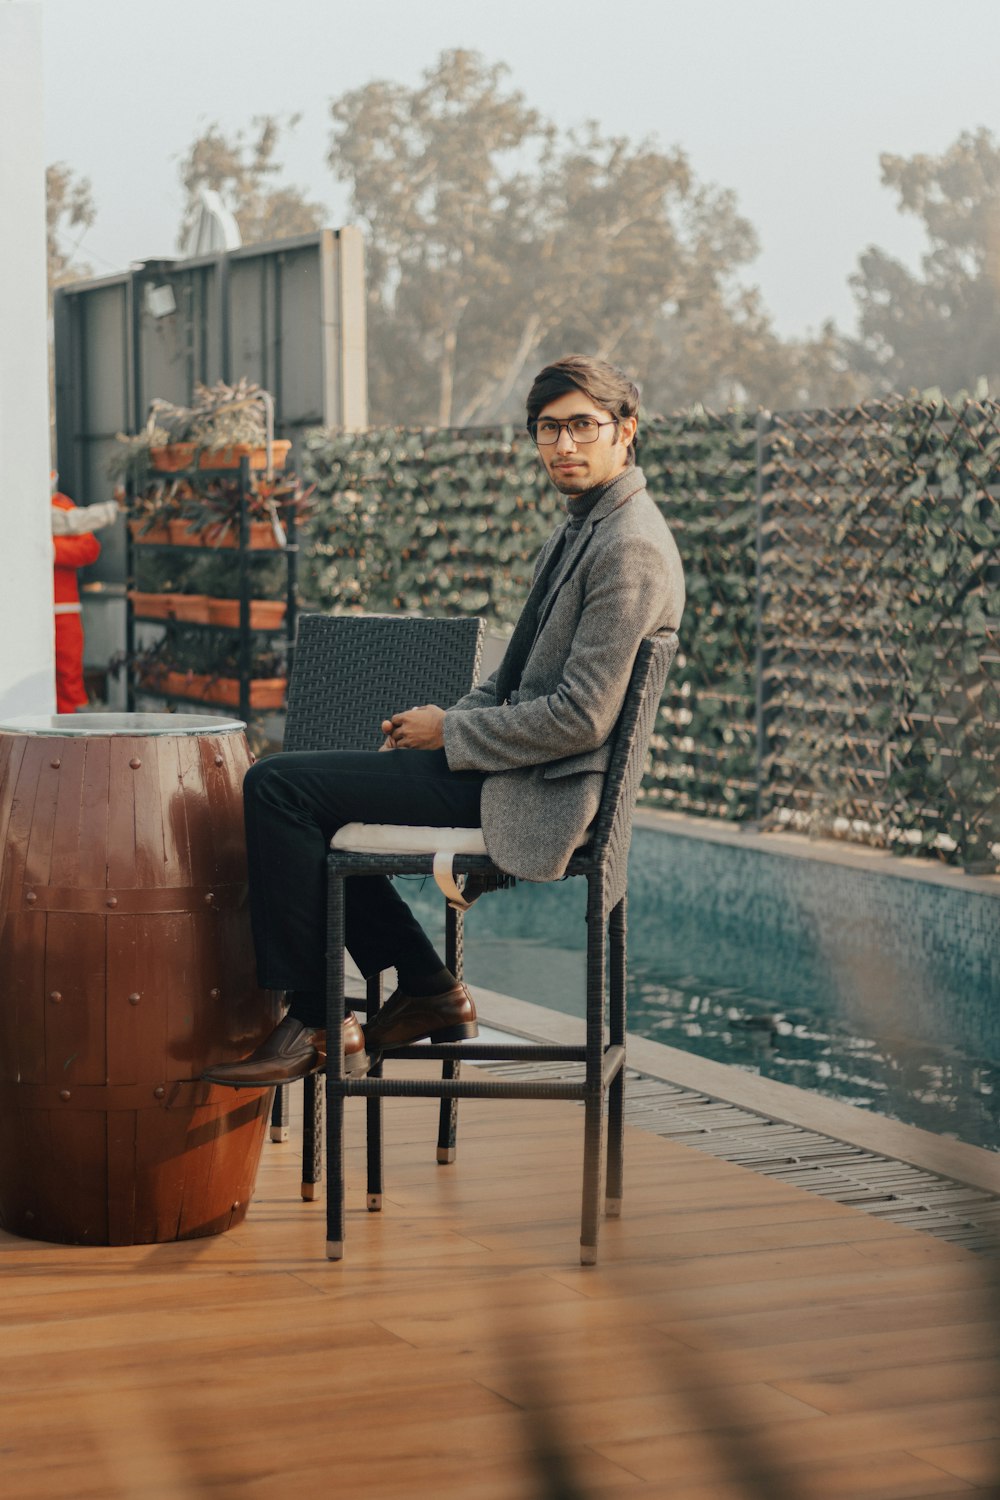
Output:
[323, 630, 678, 1265]
[272, 612, 485, 1199]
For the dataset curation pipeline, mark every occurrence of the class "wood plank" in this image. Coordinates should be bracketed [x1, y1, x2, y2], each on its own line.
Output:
[911, 1439, 1000, 1486]
[594, 1399, 1000, 1482]
[0, 1089, 996, 1500]
[774, 1357, 1000, 1415]
[630, 1450, 976, 1500]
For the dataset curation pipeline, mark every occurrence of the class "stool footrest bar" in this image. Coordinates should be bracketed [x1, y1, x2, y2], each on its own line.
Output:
[381, 1042, 588, 1062]
[335, 1077, 588, 1101]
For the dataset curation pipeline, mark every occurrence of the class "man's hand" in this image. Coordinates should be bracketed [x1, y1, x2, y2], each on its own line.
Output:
[380, 704, 446, 750]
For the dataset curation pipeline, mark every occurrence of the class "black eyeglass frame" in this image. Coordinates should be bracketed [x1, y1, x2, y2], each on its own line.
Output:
[527, 416, 620, 447]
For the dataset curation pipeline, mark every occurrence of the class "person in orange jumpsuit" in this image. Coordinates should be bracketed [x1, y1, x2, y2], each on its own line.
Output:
[51, 484, 119, 713]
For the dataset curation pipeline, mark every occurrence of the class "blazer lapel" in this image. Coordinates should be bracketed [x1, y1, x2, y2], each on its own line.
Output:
[495, 467, 646, 701]
[494, 521, 570, 703]
[533, 468, 647, 637]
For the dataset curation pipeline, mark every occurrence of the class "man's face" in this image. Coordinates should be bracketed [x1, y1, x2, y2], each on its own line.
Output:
[533, 390, 637, 495]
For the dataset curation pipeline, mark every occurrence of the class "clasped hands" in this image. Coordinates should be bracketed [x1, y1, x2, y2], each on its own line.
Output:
[379, 704, 445, 751]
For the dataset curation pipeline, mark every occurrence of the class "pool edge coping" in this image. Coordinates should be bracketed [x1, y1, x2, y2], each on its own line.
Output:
[472, 986, 1000, 1197]
[633, 807, 1000, 898]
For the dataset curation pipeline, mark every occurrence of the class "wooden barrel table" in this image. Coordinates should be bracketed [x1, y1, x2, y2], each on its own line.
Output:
[0, 713, 282, 1245]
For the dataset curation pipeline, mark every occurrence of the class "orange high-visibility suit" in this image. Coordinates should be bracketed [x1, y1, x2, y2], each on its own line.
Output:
[52, 491, 101, 712]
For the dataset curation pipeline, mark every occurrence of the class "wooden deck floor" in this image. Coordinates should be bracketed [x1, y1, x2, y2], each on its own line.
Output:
[1, 1071, 998, 1499]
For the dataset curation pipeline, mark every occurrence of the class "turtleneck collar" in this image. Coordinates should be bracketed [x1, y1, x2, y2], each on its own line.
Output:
[564, 464, 643, 527]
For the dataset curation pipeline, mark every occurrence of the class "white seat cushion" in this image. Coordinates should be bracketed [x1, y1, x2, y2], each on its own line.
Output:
[329, 823, 490, 911]
[330, 823, 488, 855]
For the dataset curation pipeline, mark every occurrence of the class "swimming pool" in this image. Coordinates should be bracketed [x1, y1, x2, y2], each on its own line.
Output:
[403, 821, 1000, 1152]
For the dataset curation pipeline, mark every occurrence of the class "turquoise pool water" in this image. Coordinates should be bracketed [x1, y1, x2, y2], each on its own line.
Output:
[404, 826, 1000, 1152]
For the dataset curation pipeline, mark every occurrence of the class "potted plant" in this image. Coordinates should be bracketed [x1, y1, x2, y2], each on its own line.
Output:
[206, 597, 287, 630]
[122, 479, 187, 544]
[127, 590, 180, 620]
[177, 472, 315, 550]
[144, 379, 290, 475]
[132, 636, 287, 710]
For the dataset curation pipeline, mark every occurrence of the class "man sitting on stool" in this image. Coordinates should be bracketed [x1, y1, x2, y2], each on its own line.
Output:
[204, 354, 685, 1087]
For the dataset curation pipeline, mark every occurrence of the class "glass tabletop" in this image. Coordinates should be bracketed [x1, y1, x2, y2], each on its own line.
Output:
[0, 713, 246, 738]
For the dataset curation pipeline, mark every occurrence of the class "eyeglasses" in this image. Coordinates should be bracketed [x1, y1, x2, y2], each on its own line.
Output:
[529, 416, 618, 446]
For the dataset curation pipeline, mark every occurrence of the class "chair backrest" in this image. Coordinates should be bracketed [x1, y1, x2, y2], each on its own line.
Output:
[580, 630, 679, 909]
[283, 614, 485, 754]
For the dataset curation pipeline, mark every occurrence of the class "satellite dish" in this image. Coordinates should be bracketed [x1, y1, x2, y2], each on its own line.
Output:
[180, 188, 242, 258]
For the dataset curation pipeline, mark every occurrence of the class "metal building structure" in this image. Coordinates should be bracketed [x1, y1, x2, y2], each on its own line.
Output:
[52, 226, 367, 690]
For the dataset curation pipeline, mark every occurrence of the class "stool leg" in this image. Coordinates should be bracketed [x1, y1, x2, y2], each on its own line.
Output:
[437, 902, 463, 1164]
[327, 1085, 345, 1259]
[270, 1084, 290, 1143]
[366, 972, 384, 1210]
[581, 877, 607, 1265]
[301, 1074, 323, 1201]
[437, 1060, 460, 1164]
[326, 868, 347, 1260]
[605, 894, 627, 1217]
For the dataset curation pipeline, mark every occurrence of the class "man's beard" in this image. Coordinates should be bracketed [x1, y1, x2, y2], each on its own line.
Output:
[550, 469, 591, 494]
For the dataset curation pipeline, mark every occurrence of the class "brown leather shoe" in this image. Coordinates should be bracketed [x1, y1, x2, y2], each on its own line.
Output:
[363, 982, 478, 1054]
[202, 1013, 369, 1087]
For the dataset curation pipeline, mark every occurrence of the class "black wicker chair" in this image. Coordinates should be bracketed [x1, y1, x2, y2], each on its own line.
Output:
[323, 630, 679, 1265]
[271, 612, 485, 1198]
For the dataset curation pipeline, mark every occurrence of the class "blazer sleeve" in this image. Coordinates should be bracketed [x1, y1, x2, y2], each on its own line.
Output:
[449, 669, 500, 713]
[443, 533, 675, 773]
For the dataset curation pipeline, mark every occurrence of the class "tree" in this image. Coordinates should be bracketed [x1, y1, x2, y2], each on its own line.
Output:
[327, 51, 553, 425]
[849, 128, 1000, 395]
[46, 162, 95, 296]
[327, 50, 852, 424]
[178, 115, 326, 249]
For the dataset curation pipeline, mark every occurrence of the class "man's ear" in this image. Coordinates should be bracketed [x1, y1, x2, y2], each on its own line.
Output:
[619, 416, 638, 449]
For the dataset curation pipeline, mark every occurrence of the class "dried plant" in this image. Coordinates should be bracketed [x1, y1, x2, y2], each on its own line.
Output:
[107, 425, 170, 483]
[155, 377, 269, 448]
[110, 378, 278, 484]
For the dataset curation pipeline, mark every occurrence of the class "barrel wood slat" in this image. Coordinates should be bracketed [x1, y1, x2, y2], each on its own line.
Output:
[46, 736, 89, 887]
[0, 734, 28, 888]
[76, 736, 113, 889]
[0, 714, 282, 1246]
[157, 733, 194, 889]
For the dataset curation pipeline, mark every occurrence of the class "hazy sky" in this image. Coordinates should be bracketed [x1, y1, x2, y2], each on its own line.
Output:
[40, 0, 1000, 340]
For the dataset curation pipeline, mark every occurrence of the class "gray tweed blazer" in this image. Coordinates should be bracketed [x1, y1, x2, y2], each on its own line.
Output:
[443, 466, 684, 880]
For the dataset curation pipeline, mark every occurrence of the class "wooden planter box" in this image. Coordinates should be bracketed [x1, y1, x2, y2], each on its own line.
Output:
[206, 598, 287, 630]
[127, 591, 178, 621]
[150, 441, 291, 473]
[128, 520, 172, 546]
[170, 594, 211, 624]
[157, 672, 287, 709]
[168, 519, 282, 550]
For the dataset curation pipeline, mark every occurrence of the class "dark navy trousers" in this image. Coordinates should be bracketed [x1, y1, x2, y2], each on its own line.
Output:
[243, 748, 484, 1003]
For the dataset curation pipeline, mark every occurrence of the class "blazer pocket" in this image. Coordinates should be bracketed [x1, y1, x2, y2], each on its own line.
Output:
[542, 747, 612, 780]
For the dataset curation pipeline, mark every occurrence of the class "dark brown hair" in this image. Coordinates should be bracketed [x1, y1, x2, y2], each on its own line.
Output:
[525, 354, 640, 462]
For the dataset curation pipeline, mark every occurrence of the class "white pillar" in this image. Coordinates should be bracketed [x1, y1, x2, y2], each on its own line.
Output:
[0, 2, 55, 716]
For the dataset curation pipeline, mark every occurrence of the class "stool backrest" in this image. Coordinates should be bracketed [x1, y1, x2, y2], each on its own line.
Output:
[283, 615, 485, 754]
[583, 630, 679, 909]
